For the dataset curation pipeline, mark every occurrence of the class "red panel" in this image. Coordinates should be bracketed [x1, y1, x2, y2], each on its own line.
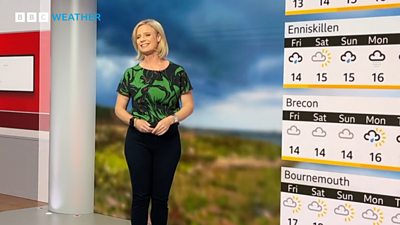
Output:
[0, 111, 39, 130]
[39, 31, 51, 114]
[0, 32, 41, 112]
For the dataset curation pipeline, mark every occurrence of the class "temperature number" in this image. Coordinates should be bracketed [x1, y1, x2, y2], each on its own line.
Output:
[293, 0, 304, 8]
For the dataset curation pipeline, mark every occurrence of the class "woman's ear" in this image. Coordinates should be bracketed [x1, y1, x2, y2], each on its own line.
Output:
[157, 34, 161, 42]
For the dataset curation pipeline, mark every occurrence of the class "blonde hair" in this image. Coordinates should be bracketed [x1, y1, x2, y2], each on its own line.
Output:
[132, 19, 169, 61]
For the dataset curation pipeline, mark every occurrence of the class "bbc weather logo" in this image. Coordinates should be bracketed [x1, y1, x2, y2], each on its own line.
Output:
[15, 12, 101, 23]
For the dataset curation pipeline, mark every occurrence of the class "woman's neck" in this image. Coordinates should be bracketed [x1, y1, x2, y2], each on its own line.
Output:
[141, 54, 167, 70]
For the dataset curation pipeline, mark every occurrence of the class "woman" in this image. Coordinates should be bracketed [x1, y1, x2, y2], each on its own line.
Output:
[114, 19, 194, 225]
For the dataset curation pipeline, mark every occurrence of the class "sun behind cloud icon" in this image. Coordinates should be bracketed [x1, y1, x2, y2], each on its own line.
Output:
[283, 197, 297, 208]
[311, 49, 332, 67]
[334, 204, 355, 222]
[308, 201, 322, 212]
[283, 196, 302, 213]
[334, 205, 349, 216]
[364, 128, 386, 147]
[362, 208, 384, 225]
[307, 200, 327, 218]
[312, 52, 326, 62]
[362, 209, 378, 220]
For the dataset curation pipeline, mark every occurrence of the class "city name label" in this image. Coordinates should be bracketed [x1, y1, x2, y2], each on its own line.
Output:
[281, 167, 400, 225]
[284, 16, 400, 89]
[286, 0, 400, 15]
[282, 95, 400, 171]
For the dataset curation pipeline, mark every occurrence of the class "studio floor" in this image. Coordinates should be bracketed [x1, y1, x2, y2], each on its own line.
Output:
[0, 194, 129, 225]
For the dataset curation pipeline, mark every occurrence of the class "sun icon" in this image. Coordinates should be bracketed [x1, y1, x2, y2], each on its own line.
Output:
[373, 207, 384, 225]
[344, 204, 355, 222]
[317, 199, 328, 218]
[292, 196, 302, 214]
[321, 49, 332, 68]
[374, 128, 386, 147]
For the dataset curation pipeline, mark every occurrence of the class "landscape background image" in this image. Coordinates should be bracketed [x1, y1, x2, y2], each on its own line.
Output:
[95, 1, 400, 224]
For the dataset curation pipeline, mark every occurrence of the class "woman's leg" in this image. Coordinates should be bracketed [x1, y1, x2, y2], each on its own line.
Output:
[150, 127, 181, 225]
[125, 127, 153, 225]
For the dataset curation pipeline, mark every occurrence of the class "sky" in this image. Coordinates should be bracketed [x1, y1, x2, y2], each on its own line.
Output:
[96, 1, 400, 132]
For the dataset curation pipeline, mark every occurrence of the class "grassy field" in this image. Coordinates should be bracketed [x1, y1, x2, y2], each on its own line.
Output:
[95, 107, 282, 225]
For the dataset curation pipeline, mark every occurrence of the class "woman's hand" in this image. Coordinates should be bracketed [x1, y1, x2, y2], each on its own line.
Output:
[152, 116, 174, 136]
[134, 119, 154, 133]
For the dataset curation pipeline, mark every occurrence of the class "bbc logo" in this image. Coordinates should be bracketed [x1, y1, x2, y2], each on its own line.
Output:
[15, 12, 49, 23]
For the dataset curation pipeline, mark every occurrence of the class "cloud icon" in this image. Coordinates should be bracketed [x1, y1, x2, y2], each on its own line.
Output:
[369, 50, 385, 61]
[289, 52, 303, 64]
[364, 130, 380, 143]
[283, 198, 297, 208]
[312, 127, 326, 137]
[338, 129, 354, 139]
[311, 52, 326, 62]
[287, 125, 301, 135]
[334, 205, 349, 216]
[308, 201, 322, 212]
[392, 214, 400, 224]
[362, 209, 378, 220]
[341, 51, 356, 63]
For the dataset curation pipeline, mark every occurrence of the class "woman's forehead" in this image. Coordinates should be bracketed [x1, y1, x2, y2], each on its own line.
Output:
[137, 24, 156, 33]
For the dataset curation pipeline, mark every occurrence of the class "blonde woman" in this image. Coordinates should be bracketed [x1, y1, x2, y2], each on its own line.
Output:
[114, 19, 194, 225]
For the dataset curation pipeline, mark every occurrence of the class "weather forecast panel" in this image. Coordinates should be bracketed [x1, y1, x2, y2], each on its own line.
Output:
[280, 167, 400, 225]
[284, 16, 400, 89]
[0, 55, 34, 92]
[286, 0, 400, 15]
[282, 95, 400, 172]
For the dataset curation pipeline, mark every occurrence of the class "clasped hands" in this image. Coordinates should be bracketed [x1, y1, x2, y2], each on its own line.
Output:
[134, 116, 174, 136]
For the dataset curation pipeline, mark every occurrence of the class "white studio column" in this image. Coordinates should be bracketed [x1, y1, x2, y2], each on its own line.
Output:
[49, 0, 97, 214]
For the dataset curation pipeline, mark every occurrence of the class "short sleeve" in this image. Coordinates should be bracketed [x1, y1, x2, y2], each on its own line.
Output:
[178, 69, 193, 94]
[116, 69, 131, 97]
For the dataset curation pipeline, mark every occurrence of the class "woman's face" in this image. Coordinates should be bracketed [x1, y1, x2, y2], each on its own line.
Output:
[136, 24, 160, 56]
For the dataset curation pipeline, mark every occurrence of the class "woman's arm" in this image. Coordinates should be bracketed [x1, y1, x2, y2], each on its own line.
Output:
[174, 91, 194, 122]
[114, 94, 153, 132]
[114, 94, 133, 125]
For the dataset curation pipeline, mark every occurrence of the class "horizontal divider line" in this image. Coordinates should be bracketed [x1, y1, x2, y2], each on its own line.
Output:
[286, 3, 400, 16]
[282, 156, 400, 172]
[283, 84, 400, 89]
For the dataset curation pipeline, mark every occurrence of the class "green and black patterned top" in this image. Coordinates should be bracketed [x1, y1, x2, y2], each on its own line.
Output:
[117, 62, 193, 127]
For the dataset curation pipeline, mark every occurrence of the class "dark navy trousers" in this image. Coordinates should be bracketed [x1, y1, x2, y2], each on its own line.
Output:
[124, 124, 181, 225]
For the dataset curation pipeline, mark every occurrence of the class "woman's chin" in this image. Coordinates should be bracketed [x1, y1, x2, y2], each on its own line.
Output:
[140, 49, 157, 56]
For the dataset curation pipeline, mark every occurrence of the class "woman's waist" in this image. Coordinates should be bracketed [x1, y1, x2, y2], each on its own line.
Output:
[132, 113, 177, 128]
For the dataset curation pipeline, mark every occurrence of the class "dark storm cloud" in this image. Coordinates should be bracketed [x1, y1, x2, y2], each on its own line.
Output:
[97, 0, 286, 107]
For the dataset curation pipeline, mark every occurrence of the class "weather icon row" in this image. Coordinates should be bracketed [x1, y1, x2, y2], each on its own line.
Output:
[286, 126, 397, 147]
[282, 197, 400, 224]
[287, 50, 397, 65]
